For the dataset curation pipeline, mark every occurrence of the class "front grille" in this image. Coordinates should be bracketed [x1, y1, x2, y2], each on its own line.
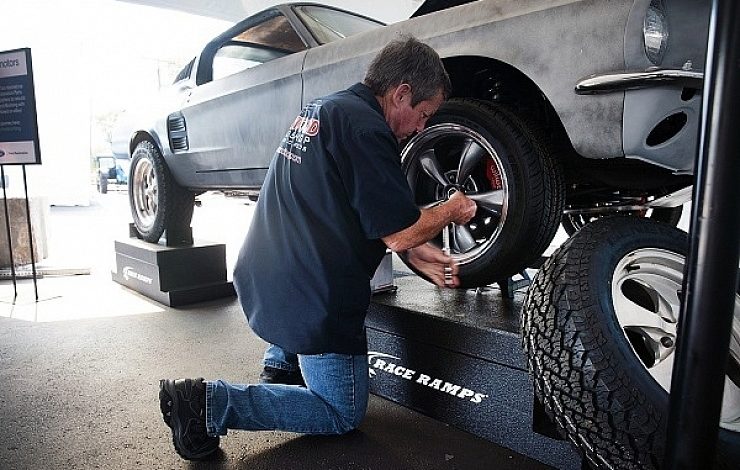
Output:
[167, 113, 188, 152]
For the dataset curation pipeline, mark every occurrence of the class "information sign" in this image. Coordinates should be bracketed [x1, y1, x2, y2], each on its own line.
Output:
[0, 48, 41, 165]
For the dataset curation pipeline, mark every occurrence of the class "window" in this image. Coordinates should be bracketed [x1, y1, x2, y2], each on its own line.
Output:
[294, 6, 384, 45]
[173, 58, 195, 84]
[212, 14, 307, 80]
[213, 44, 291, 79]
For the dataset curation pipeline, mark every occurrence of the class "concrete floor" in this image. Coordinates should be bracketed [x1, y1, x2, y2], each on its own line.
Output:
[0, 191, 553, 470]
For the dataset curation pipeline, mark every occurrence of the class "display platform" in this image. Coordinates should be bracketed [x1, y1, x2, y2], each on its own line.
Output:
[111, 237, 235, 307]
[366, 273, 581, 470]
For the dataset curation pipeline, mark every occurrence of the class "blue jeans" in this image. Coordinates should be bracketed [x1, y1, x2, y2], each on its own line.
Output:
[263, 344, 299, 372]
[205, 352, 369, 436]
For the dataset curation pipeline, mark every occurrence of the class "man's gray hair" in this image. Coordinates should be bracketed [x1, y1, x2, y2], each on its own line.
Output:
[364, 35, 452, 106]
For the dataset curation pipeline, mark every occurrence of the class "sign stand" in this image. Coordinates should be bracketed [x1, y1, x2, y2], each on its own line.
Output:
[21, 164, 39, 300]
[0, 164, 47, 304]
[0, 48, 46, 305]
[1, 165, 18, 301]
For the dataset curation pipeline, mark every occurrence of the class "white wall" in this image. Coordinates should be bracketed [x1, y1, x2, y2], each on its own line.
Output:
[1, 1, 90, 204]
[0, 0, 229, 206]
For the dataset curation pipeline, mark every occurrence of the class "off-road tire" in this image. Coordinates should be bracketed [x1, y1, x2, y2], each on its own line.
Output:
[521, 216, 740, 468]
[129, 139, 194, 243]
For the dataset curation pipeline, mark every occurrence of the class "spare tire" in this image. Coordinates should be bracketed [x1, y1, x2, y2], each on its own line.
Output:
[522, 216, 740, 469]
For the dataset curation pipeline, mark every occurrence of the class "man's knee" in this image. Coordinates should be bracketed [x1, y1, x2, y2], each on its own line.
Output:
[333, 402, 367, 434]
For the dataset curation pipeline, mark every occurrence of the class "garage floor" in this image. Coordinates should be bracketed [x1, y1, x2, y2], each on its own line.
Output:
[0, 191, 554, 470]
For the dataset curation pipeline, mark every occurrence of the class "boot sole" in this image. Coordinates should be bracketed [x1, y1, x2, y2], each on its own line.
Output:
[158, 381, 173, 428]
[160, 379, 219, 461]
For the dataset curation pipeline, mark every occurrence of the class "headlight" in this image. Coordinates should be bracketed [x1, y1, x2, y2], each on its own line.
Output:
[644, 0, 669, 65]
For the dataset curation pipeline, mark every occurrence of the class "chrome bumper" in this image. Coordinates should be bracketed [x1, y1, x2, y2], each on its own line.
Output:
[575, 69, 704, 95]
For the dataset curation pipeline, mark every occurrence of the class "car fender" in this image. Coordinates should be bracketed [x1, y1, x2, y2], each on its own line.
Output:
[302, 0, 632, 159]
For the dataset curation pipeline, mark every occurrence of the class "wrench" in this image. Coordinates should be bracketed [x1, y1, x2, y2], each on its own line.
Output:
[442, 223, 453, 285]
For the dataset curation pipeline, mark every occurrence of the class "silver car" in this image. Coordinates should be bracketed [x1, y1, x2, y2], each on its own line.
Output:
[115, 0, 707, 288]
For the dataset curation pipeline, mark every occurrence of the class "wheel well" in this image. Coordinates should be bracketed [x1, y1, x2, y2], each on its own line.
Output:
[130, 131, 157, 156]
[442, 55, 574, 153]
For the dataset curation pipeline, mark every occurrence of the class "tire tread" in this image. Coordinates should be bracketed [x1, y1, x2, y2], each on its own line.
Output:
[522, 217, 680, 469]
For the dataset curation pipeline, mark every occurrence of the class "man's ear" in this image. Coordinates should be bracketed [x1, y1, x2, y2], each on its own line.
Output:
[392, 83, 412, 106]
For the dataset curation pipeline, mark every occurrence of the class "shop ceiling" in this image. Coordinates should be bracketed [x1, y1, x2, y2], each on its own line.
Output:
[115, 0, 250, 21]
[114, 0, 426, 22]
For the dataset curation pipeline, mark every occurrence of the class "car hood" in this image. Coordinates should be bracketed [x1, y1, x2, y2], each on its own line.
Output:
[411, 0, 478, 17]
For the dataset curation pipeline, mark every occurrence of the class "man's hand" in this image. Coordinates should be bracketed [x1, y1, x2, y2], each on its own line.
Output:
[446, 191, 477, 225]
[406, 242, 460, 288]
[382, 191, 477, 253]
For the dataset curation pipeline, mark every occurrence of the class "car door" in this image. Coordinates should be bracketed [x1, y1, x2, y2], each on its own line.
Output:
[172, 9, 308, 189]
[296, 4, 388, 105]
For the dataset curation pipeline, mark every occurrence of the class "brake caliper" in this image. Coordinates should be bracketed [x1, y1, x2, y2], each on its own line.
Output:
[485, 157, 503, 190]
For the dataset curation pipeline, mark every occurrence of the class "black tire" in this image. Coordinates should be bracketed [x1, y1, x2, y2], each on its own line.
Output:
[128, 139, 195, 243]
[399, 99, 564, 287]
[98, 174, 108, 194]
[562, 205, 683, 236]
[521, 216, 740, 469]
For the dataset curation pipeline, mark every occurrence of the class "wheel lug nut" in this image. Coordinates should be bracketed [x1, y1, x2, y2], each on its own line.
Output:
[661, 337, 674, 348]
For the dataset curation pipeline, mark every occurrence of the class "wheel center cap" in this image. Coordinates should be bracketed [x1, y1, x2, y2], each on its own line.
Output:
[445, 185, 462, 200]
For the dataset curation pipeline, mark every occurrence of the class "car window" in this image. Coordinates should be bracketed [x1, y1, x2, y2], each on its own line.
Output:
[212, 14, 307, 81]
[98, 157, 115, 170]
[173, 58, 195, 84]
[117, 158, 131, 174]
[213, 43, 292, 80]
[293, 5, 384, 45]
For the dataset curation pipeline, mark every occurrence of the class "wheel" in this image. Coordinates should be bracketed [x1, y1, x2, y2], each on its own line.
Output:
[128, 139, 195, 243]
[562, 205, 683, 236]
[522, 216, 740, 469]
[98, 174, 108, 194]
[399, 99, 564, 287]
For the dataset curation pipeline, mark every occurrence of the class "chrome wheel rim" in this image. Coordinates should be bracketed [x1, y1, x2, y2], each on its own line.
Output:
[401, 123, 509, 266]
[132, 157, 158, 230]
[612, 248, 740, 431]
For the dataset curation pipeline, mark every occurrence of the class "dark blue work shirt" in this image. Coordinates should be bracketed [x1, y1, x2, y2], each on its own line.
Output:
[233, 83, 421, 355]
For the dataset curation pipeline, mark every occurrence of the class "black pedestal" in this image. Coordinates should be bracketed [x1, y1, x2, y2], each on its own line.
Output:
[366, 274, 581, 470]
[112, 237, 235, 307]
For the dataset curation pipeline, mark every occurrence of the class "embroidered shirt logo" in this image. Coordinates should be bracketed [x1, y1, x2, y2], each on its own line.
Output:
[278, 101, 322, 164]
[289, 116, 320, 137]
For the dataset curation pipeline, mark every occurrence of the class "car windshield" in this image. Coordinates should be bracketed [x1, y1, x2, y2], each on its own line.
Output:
[293, 5, 384, 45]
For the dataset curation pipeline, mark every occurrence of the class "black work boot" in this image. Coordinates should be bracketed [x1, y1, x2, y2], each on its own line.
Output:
[259, 366, 306, 386]
[159, 378, 220, 460]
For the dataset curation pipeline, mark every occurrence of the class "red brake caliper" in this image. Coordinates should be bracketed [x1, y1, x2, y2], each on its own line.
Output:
[485, 157, 503, 190]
